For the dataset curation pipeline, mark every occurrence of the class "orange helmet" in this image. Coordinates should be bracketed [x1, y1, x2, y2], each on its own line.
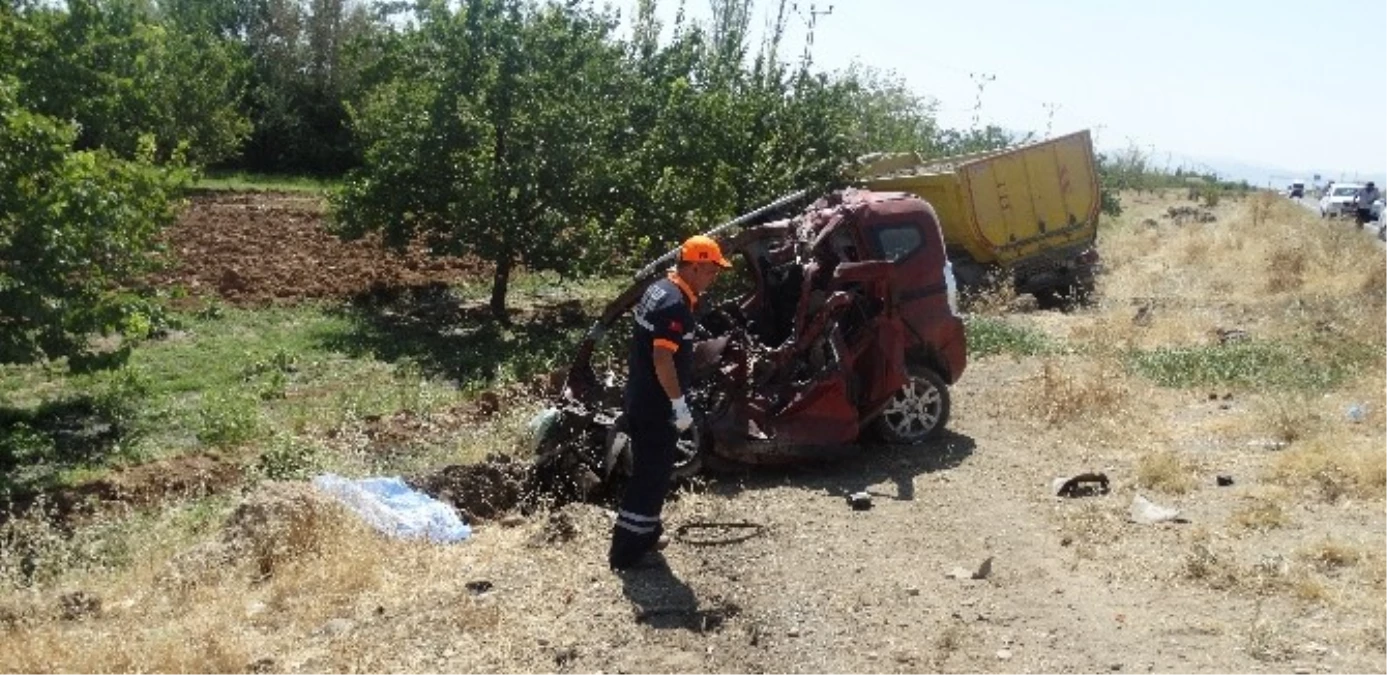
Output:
[680, 235, 733, 268]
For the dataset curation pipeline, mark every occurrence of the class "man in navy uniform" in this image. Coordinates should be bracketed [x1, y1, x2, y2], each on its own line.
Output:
[609, 235, 731, 570]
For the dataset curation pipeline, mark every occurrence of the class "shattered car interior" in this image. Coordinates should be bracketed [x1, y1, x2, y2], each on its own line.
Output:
[532, 188, 967, 500]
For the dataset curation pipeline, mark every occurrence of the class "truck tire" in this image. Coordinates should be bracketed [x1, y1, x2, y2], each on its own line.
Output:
[872, 366, 951, 444]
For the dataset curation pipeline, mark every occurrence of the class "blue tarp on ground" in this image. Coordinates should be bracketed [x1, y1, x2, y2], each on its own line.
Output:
[312, 473, 471, 543]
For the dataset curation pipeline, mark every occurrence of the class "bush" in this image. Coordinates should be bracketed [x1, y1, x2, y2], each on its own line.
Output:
[257, 434, 321, 480]
[196, 392, 260, 447]
[0, 78, 184, 370]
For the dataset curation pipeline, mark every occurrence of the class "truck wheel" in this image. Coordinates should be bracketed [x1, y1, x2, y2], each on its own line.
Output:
[872, 366, 951, 444]
[604, 412, 704, 481]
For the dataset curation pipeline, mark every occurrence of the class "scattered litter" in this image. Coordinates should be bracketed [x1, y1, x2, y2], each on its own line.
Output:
[947, 556, 993, 580]
[1128, 494, 1185, 525]
[847, 491, 873, 510]
[1346, 404, 1367, 423]
[312, 473, 472, 543]
[1216, 475, 1235, 487]
[1051, 472, 1110, 498]
[465, 580, 494, 595]
[499, 514, 526, 528]
[1247, 439, 1288, 451]
[996, 648, 1013, 661]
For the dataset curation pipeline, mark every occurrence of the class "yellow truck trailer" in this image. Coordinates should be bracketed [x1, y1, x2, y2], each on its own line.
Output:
[855, 130, 1103, 303]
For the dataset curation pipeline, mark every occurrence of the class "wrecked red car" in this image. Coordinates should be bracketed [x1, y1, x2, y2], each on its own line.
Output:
[534, 188, 967, 493]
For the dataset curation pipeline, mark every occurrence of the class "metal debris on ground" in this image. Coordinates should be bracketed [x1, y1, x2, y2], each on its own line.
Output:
[847, 491, 873, 510]
[1216, 475, 1234, 487]
[673, 521, 765, 546]
[1051, 472, 1110, 498]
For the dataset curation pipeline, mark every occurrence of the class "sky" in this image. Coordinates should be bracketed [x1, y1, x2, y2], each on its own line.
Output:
[636, 0, 1387, 186]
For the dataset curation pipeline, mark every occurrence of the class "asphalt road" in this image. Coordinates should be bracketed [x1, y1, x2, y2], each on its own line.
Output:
[1294, 195, 1386, 243]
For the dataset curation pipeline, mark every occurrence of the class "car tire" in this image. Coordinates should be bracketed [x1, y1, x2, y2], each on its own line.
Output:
[872, 366, 951, 444]
[604, 411, 704, 481]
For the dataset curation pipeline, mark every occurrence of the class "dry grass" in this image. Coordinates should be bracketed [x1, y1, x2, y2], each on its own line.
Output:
[1135, 449, 1199, 494]
[1021, 358, 1130, 427]
[1265, 440, 1387, 502]
[1297, 538, 1363, 574]
[1255, 395, 1321, 446]
[1229, 491, 1292, 532]
[1058, 501, 1124, 561]
[1181, 530, 1240, 590]
[1091, 191, 1385, 351]
[0, 483, 398, 673]
[1362, 625, 1387, 655]
[1247, 604, 1294, 662]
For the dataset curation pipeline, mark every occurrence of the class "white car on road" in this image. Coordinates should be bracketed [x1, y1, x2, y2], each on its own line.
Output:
[1319, 183, 1362, 218]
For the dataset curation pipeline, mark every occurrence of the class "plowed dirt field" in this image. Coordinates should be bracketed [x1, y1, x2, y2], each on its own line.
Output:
[153, 191, 486, 305]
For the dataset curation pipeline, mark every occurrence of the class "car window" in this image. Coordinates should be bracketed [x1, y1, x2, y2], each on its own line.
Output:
[829, 229, 861, 262]
[871, 224, 924, 262]
[1333, 187, 1360, 196]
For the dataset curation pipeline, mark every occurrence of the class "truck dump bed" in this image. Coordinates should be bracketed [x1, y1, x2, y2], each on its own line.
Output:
[857, 130, 1101, 270]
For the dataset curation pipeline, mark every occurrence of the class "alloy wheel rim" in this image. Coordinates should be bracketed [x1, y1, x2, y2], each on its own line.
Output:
[883, 377, 941, 439]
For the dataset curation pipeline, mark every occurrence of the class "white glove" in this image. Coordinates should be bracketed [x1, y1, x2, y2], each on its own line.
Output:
[671, 396, 693, 432]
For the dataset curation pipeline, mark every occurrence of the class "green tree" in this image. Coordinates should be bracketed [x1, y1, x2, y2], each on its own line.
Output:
[9, 0, 250, 165]
[602, 0, 857, 259]
[235, 0, 380, 173]
[0, 78, 183, 368]
[333, 0, 628, 318]
[837, 63, 940, 155]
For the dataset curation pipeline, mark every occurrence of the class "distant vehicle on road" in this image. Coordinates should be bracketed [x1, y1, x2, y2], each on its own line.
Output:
[1287, 180, 1305, 198]
[1319, 183, 1362, 218]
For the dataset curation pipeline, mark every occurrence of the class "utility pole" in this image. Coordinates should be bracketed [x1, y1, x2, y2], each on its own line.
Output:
[1091, 123, 1108, 148]
[1042, 102, 1060, 138]
[792, 3, 834, 66]
[969, 72, 995, 131]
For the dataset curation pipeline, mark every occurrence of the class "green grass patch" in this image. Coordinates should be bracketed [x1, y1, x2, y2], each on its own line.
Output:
[965, 316, 1055, 358]
[0, 279, 608, 495]
[1127, 339, 1379, 392]
[191, 170, 342, 193]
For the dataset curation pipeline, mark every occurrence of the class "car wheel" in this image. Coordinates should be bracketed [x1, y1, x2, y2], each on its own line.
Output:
[604, 412, 704, 481]
[872, 366, 951, 444]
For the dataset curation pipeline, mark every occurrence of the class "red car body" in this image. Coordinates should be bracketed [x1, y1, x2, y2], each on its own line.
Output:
[555, 188, 967, 479]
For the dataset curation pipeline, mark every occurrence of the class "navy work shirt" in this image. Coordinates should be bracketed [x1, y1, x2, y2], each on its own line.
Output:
[625, 273, 697, 417]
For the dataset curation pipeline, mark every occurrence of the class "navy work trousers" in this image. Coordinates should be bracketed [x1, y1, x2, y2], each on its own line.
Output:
[608, 411, 677, 569]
